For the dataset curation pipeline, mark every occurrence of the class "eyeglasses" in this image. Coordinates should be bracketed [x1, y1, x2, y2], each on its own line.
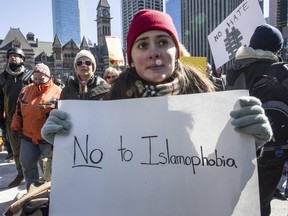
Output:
[76, 61, 92, 66]
[106, 76, 116, 79]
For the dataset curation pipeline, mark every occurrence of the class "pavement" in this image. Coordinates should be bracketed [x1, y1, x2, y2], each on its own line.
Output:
[0, 149, 287, 215]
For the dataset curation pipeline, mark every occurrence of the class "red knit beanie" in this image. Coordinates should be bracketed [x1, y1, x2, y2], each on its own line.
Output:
[126, 9, 181, 66]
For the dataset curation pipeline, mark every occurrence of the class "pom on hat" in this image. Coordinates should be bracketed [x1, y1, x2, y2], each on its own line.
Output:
[74, 50, 96, 71]
[126, 9, 181, 66]
[249, 24, 283, 52]
[33, 63, 50, 77]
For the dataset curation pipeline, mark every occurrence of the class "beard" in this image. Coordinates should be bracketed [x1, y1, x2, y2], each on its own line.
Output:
[9, 62, 23, 71]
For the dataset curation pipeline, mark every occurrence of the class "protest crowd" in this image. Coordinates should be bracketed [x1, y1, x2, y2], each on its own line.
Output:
[0, 8, 287, 216]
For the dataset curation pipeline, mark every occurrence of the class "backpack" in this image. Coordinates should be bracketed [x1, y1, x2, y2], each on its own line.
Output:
[230, 62, 288, 166]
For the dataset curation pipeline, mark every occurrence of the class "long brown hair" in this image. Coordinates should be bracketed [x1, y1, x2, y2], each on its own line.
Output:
[104, 60, 214, 100]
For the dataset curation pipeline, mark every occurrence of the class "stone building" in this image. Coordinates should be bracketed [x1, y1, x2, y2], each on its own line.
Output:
[0, 0, 115, 82]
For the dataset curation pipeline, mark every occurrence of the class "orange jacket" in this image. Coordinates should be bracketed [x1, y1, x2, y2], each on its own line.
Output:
[11, 79, 62, 144]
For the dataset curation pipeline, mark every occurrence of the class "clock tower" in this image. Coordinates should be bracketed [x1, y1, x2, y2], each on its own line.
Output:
[96, 0, 111, 47]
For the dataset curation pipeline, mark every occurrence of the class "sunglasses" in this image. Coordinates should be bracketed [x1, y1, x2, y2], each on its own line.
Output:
[106, 76, 117, 79]
[76, 61, 92, 66]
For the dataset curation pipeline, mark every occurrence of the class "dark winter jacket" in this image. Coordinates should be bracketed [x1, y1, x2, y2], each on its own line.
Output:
[0, 67, 32, 135]
[60, 75, 110, 100]
[226, 46, 288, 91]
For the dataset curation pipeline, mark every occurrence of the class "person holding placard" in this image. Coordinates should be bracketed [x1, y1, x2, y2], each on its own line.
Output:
[41, 10, 273, 210]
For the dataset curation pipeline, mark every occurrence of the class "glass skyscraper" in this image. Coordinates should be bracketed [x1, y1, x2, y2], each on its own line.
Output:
[121, 0, 164, 50]
[182, 0, 244, 66]
[52, 0, 89, 45]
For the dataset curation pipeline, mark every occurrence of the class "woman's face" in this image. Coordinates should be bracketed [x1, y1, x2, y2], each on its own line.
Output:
[131, 30, 177, 84]
[75, 57, 94, 80]
[105, 72, 117, 84]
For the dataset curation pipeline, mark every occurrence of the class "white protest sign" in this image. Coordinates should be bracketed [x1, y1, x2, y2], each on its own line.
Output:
[50, 90, 260, 216]
[208, 0, 265, 68]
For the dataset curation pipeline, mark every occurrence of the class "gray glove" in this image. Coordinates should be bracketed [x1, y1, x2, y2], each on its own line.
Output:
[230, 96, 273, 147]
[41, 109, 71, 144]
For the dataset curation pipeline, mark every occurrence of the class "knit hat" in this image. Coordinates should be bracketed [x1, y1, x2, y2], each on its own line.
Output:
[33, 63, 50, 77]
[249, 24, 283, 52]
[126, 9, 181, 66]
[74, 50, 96, 71]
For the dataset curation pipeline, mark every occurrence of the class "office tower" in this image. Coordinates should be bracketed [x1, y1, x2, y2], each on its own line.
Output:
[52, 0, 89, 45]
[269, 0, 288, 60]
[181, 0, 244, 66]
[121, 0, 164, 50]
[269, 0, 287, 29]
[165, 0, 181, 41]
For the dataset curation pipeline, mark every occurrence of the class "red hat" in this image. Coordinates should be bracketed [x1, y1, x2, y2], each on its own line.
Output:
[126, 9, 181, 66]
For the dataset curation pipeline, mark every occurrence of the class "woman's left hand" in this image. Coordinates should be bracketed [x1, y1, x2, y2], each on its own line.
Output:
[230, 96, 273, 147]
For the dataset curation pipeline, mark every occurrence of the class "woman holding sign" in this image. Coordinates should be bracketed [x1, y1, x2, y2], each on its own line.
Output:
[41, 10, 272, 160]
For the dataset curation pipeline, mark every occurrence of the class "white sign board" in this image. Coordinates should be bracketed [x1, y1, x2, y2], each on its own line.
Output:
[208, 0, 265, 68]
[50, 90, 260, 216]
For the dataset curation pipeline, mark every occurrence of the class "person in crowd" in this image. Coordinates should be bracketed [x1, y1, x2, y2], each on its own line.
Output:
[213, 66, 226, 87]
[226, 24, 288, 216]
[273, 160, 287, 200]
[4, 129, 13, 161]
[103, 67, 120, 84]
[0, 111, 13, 161]
[60, 49, 110, 100]
[0, 47, 33, 188]
[53, 78, 65, 89]
[11, 63, 61, 190]
[206, 62, 225, 91]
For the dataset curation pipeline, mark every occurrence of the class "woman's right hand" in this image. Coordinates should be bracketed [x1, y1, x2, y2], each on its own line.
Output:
[41, 109, 71, 144]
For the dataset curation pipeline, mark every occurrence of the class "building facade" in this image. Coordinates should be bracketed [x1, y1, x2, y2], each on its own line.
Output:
[52, 0, 89, 45]
[181, 0, 244, 67]
[121, 0, 164, 51]
[269, 0, 288, 60]
[0, 0, 113, 80]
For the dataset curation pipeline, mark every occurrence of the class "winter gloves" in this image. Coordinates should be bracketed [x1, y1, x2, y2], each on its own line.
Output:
[41, 109, 71, 144]
[230, 96, 273, 147]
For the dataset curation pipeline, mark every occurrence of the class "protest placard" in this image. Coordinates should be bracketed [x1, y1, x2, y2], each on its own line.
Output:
[105, 35, 125, 67]
[208, 0, 265, 68]
[50, 90, 260, 216]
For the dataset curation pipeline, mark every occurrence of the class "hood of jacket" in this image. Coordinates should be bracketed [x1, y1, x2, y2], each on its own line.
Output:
[232, 46, 280, 71]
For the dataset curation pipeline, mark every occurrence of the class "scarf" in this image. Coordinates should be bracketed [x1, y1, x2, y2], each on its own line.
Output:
[135, 77, 180, 97]
[6, 63, 25, 77]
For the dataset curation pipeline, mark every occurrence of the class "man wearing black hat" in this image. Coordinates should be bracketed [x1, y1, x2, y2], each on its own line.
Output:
[0, 47, 32, 188]
[226, 24, 288, 216]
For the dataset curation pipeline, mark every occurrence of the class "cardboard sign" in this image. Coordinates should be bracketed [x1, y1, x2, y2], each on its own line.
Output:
[180, 56, 206, 74]
[208, 0, 265, 68]
[50, 90, 260, 216]
[105, 36, 125, 67]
